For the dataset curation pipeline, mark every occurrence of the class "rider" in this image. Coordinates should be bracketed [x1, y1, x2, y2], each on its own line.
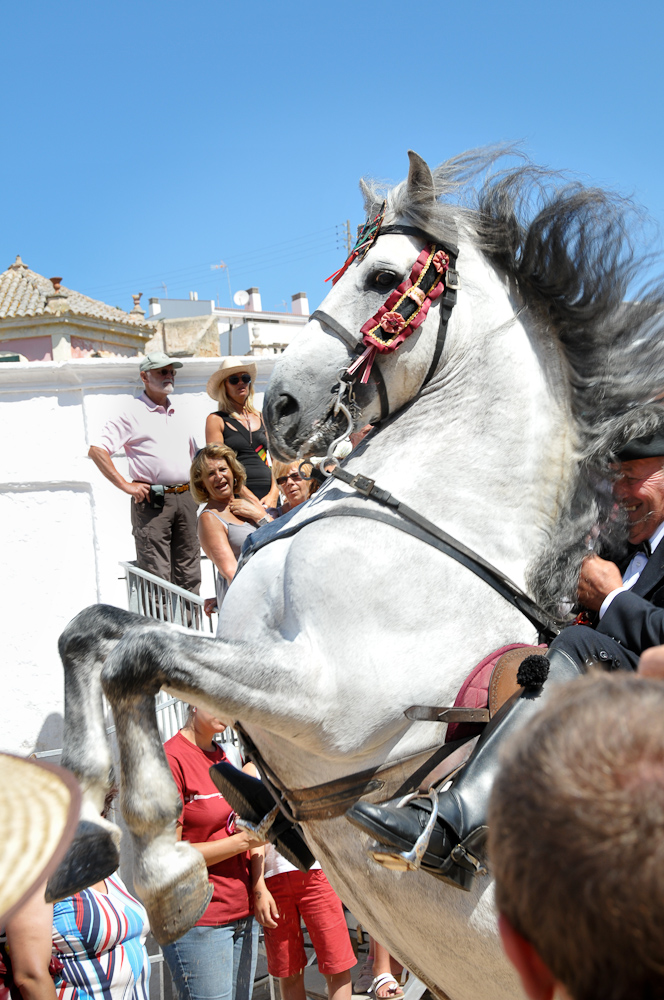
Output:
[346, 429, 664, 887]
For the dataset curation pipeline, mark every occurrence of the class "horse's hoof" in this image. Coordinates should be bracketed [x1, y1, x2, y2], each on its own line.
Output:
[136, 846, 212, 946]
[45, 820, 120, 902]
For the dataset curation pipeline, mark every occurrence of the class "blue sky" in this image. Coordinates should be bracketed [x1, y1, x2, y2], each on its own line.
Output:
[1, 0, 662, 315]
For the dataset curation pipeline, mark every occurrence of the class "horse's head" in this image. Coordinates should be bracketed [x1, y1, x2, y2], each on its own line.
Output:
[264, 152, 459, 460]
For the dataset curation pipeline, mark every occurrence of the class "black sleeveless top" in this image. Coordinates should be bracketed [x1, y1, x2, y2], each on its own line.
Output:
[215, 411, 272, 499]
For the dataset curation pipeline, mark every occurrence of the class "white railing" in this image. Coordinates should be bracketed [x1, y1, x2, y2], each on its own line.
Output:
[120, 561, 217, 633]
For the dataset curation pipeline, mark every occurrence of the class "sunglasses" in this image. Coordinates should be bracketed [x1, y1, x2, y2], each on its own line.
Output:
[227, 374, 252, 385]
[277, 472, 303, 485]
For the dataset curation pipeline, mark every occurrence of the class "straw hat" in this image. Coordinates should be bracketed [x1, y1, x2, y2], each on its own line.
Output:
[207, 358, 258, 401]
[0, 754, 81, 925]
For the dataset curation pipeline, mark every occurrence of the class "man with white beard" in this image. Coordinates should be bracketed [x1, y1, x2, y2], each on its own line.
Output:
[88, 351, 201, 593]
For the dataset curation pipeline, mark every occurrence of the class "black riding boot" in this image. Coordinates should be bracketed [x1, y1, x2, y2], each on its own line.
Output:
[346, 647, 583, 889]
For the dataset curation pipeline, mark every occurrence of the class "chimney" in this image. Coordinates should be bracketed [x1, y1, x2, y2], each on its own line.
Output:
[148, 297, 161, 317]
[291, 291, 309, 316]
[131, 293, 145, 317]
[247, 287, 262, 312]
[189, 291, 198, 301]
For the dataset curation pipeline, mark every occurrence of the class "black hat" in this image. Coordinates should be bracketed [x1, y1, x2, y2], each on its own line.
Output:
[616, 431, 664, 461]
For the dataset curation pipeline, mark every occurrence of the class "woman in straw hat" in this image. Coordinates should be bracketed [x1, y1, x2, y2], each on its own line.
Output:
[205, 360, 278, 508]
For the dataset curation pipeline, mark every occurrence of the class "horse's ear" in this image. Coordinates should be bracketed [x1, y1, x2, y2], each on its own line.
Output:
[407, 151, 435, 205]
[359, 177, 374, 210]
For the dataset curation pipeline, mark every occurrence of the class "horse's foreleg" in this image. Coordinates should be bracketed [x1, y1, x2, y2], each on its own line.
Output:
[100, 627, 307, 943]
[46, 605, 159, 902]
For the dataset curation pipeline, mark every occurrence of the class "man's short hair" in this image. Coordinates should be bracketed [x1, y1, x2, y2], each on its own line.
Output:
[489, 672, 664, 1000]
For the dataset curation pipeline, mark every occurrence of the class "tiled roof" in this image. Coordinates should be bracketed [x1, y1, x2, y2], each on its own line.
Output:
[0, 256, 154, 329]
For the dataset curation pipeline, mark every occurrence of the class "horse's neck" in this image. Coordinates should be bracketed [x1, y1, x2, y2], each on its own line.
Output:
[349, 292, 576, 588]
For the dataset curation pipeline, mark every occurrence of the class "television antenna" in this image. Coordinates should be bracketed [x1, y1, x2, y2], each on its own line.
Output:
[211, 261, 233, 307]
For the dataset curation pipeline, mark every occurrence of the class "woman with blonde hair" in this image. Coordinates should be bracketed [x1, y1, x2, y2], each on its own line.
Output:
[191, 443, 272, 623]
[205, 359, 278, 508]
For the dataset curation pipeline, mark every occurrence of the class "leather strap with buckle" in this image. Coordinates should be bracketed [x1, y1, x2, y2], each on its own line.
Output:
[163, 483, 190, 494]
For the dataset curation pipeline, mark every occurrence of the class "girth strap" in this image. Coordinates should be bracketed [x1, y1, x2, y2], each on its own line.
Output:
[235, 723, 472, 822]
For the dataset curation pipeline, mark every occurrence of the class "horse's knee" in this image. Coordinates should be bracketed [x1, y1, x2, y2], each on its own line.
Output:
[100, 626, 169, 701]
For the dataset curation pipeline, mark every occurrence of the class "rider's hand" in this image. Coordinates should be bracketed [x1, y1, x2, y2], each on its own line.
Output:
[576, 554, 623, 611]
[125, 481, 151, 503]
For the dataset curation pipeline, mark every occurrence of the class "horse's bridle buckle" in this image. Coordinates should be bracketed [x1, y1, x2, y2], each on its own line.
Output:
[349, 474, 376, 496]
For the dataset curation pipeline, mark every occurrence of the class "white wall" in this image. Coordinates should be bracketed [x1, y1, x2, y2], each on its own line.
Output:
[0, 356, 276, 755]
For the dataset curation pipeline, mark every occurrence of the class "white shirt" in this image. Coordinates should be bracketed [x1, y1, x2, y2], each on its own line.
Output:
[98, 392, 198, 486]
[599, 520, 664, 618]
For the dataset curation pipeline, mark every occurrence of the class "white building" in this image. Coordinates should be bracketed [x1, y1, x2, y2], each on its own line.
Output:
[145, 287, 310, 358]
[1, 355, 277, 757]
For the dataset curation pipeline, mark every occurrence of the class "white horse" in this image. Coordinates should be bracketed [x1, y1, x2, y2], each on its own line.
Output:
[50, 150, 664, 1000]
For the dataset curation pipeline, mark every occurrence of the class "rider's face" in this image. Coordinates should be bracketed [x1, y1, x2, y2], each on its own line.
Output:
[614, 457, 664, 544]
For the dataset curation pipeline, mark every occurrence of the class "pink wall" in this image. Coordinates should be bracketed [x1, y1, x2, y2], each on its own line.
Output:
[71, 337, 136, 359]
[0, 336, 52, 361]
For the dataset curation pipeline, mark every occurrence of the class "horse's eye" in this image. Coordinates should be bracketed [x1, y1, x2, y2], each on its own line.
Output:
[370, 270, 399, 290]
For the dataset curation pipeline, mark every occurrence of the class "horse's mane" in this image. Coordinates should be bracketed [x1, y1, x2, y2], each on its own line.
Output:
[361, 148, 664, 615]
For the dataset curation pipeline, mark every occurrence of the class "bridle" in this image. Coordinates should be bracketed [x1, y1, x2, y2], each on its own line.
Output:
[312, 203, 460, 427]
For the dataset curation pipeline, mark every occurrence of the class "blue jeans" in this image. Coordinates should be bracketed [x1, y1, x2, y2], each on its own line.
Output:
[163, 917, 259, 1000]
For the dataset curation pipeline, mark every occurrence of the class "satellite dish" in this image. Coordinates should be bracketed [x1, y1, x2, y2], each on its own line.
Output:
[233, 290, 250, 306]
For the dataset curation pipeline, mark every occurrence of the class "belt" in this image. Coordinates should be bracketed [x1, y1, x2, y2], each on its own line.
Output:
[162, 483, 190, 494]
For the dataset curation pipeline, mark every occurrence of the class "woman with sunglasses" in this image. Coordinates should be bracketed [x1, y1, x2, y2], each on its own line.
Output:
[205, 360, 279, 508]
[272, 460, 320, 516]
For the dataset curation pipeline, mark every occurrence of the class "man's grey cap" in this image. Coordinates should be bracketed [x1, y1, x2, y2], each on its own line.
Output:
[616, 431, 664, 461]
[139, 351, 183, 372]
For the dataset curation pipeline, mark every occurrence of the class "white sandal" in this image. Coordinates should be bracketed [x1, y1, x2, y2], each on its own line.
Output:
[369, 974, 404, 999]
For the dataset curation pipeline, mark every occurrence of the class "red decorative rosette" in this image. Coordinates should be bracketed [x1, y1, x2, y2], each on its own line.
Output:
[432, 250, 449, 274]
[380, 311, 407, 335]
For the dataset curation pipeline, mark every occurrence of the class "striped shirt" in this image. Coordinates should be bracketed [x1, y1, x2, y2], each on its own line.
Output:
[52, 874, 150, 1000]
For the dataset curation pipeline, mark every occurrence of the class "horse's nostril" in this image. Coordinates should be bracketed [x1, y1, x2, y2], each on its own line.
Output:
[275, 393, 299, 419]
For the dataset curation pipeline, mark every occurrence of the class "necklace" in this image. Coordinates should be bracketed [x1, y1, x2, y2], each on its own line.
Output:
[232, 406, 253, 445]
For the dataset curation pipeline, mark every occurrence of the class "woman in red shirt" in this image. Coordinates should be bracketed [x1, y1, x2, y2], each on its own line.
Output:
[162, 707, 274, 1000]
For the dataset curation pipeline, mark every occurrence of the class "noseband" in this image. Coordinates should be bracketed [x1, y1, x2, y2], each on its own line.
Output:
[312, 206, 460, 424]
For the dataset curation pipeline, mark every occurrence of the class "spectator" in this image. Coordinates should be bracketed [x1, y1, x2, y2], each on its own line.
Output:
[489, 672, 664, 1000]
[52, 873, 150, 1000]
[271, 460, 319, 516]
[258, 843, 356, 1000]
[88, 352, 201, 593]
[2, 784, 149, 1000]
[162, 706, 270, 1000]
[205, 360, 278, 508]
[190, 444, 270, 625]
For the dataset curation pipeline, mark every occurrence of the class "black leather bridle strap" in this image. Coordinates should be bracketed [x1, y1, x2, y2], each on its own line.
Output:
[311, 308, 390, 418]
[326, 471, 561, 641]
[310, 308, 360, 352]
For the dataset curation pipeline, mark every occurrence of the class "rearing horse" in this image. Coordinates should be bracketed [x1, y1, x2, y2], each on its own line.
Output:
[50, 150, 664, 1000]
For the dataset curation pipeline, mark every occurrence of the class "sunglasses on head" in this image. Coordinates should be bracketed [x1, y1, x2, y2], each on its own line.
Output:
[277, 472, 302, 485]
[227, 374, 252, 385]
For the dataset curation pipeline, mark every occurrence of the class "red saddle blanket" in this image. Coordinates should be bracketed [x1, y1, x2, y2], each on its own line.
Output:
[445, 643, 546, 743]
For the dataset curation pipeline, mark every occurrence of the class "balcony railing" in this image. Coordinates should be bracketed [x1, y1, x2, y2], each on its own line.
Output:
[120, 561, 216, 632]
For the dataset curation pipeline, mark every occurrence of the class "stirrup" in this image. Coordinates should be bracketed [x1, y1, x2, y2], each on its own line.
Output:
[369, 788, 439, 872]
[235, 803, 280, 843]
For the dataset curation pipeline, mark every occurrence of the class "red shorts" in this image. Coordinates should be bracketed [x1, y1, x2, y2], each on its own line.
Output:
[263, 869, 356, 978]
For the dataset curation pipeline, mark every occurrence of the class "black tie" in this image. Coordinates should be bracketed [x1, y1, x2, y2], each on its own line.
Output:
[628, 540, 652, 558]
